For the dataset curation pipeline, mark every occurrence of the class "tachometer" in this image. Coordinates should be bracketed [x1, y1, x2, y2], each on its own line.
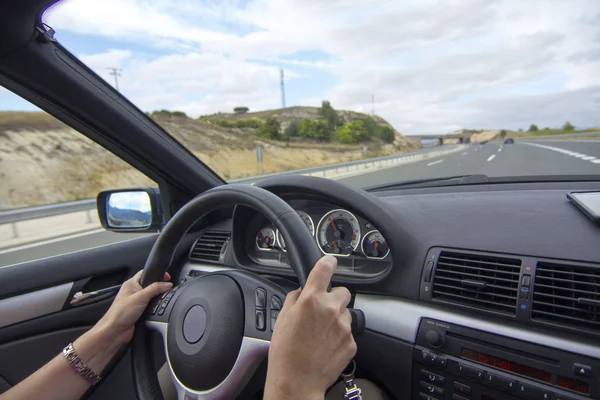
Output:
[361, 230, 389, 259]
[276, 210, 314, 251]
[317, 209, 361, 256]
[256, 227, 276, 251]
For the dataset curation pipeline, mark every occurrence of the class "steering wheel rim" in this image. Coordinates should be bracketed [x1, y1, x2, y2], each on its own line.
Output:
[132, 184, 322, 400]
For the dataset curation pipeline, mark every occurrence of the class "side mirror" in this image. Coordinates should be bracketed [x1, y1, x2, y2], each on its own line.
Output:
[97, 187, 162, 232]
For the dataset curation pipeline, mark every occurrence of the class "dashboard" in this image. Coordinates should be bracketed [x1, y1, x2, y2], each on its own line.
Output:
[182, 177, 600, 400]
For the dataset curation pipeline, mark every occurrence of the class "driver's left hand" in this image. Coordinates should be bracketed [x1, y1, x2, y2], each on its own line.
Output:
[95, 270, 173, 346]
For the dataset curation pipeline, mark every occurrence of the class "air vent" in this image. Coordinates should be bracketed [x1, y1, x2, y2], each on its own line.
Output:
[189, 231, 230, 262]
[532, 262, 600, 333]
[432, 251, 521, 315]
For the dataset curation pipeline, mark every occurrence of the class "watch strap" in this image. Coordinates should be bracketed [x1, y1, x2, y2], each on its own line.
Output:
[62, 342, 102, 385]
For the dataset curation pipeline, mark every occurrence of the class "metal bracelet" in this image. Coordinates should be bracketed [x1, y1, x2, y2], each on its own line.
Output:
[62, 342, 102, 385]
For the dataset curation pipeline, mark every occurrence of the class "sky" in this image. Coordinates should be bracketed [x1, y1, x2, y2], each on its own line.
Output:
[1, 0, 599, 134]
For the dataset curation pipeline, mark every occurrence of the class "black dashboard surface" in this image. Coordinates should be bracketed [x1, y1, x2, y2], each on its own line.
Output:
[192, 180, 600, 303]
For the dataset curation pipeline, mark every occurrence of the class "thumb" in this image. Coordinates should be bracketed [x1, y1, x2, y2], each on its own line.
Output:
[133, 281, 173, 305]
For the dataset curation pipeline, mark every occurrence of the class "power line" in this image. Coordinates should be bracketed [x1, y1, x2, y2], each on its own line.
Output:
[108, 67, 122, 91]
[280, 68, 286, 108]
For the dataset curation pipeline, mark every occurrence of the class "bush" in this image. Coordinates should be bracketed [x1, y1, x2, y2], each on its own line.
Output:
[259, 116, 281, 139]
[563, 121, 575, 131]
[335, 119, 369, 144]
[171, 110, 187, 118]
[298, 119, 331, 141]
[284, 120, 301, 137]
[528, 124, 539, 132]
[234, 118, 262, 129]
[500, 130, 507, 138]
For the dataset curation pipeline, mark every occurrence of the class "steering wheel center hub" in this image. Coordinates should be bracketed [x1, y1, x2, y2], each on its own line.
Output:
[166, 274, 244, 391]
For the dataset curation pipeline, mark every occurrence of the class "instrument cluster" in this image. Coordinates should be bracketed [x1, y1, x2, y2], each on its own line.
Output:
[245, 199, 391, 276]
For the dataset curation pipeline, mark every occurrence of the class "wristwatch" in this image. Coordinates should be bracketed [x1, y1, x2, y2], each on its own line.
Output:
[62, 342, 102, 385]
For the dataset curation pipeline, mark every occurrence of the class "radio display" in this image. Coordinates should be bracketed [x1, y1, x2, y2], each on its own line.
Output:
[557, 376, 589, 394]
[461, 348, 552, 383]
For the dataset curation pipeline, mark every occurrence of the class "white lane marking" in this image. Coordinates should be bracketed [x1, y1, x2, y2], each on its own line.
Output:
[523, 142, 600, 165]
[427, 159, 444, 166]
[0, 229, 106, 254]
[461, 152, 468, 155]
[487, 154, 496, 162]
[498, 148, 502, 152]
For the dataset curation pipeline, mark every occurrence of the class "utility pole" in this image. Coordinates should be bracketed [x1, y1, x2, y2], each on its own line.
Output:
[280, 68, 286, 109]
[108, 68, 122, 91]
[372, 94, 375, 116]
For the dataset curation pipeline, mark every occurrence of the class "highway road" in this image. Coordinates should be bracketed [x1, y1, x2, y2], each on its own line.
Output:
[1, 139, 599, 268]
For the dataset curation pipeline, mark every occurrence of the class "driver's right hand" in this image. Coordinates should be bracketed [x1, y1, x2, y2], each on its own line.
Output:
[264, 255, 356, 400]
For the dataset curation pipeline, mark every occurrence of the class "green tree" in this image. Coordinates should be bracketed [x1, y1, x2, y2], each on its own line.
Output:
[298, 119, 331, 141]
[284, 120, 301, 137]
[259, 116, 281, 139]
[500, 130, 507, 139]
[335, 119, 369, 144]
[379, 125, 395, 143]
[234, 106, 249, 114]
[528, 124, 539, 132]
[563, 121, 575, 131]
[318, 100, 341, 133]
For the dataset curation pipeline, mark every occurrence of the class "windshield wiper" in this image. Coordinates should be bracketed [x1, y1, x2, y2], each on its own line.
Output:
[365, 174, 489, 192]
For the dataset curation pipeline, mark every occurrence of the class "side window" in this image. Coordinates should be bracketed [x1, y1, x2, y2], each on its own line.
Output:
[0, 88, 155, 267]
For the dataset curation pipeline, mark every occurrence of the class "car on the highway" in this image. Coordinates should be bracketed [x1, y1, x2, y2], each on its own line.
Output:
[1, 2, 600, 400]
[504, 137, 515, 144]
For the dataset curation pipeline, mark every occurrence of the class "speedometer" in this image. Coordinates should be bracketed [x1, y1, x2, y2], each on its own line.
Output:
[276, 210, 314, 251]
[316, 209, 361, 256]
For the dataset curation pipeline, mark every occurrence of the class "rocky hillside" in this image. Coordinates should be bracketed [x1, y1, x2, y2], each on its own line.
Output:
[0, 108, 417, 209]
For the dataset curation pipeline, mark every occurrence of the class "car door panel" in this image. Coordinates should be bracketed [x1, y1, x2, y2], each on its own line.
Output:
[0, 235, 158, 397]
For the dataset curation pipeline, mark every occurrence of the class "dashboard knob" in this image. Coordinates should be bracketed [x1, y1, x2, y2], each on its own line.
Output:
[425, 329, 445, 348]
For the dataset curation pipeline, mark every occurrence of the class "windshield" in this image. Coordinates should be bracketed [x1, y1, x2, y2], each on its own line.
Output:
[22, 2, 600, 188]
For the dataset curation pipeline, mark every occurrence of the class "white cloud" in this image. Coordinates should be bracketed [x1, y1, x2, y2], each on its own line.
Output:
[43, 0, 600, 133]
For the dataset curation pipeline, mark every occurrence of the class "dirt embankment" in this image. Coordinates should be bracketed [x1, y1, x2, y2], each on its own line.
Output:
[0, 108, 418, 209]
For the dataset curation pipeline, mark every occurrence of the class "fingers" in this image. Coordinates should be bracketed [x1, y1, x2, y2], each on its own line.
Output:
[132, 280, 173, 305]
[304, 255, 337, 293]
[329, 286, 351, 312]
[281, 289, 301, 310]
[131, 270, 170, 286]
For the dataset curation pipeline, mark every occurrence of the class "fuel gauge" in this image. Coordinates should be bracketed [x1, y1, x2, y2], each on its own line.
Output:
[361, 230, 389, 259]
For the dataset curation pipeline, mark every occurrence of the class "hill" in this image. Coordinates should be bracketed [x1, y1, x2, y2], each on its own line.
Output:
[0, 107, 417, 209]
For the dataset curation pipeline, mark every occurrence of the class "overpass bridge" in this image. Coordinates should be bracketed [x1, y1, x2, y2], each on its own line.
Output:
[407, 134, 470, 145]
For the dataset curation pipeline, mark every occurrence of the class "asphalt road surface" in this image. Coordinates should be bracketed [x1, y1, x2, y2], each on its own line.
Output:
[1, 139, 599, 268]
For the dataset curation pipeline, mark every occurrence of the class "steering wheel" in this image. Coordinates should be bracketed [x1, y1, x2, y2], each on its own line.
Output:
[131, 184, 323, 400]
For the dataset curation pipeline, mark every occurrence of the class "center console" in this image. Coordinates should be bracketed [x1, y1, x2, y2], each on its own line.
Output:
[411, 318, 598, 400]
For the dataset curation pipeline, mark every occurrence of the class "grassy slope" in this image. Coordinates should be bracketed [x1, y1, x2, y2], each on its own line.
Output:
[0, 109, 417, 208]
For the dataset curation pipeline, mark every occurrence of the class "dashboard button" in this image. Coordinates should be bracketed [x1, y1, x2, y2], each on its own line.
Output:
[420, 349, 431, 363]
[458, 364, 485, 380]
[421, 369, 445, 385]
[271, 295, 282, 310]
[420, 381, 444, 397]
[522, 275, 531, 286]
[419, 393, 437, 400]
[520, 287, 530, 300]
[434, 355, 448, 368]
[573, 363, 591, 377]
[424, 261, 435, 282]
[255, 288, 267, 308]
[517, 383, 551, 400]
[453, 381, 471, 395]
[270, 310, 279, 332]
[158, 305, 167, 316]
[452, 395, 469, 400]
[256, 310, 266, 331]
[485, 372, 516, 392]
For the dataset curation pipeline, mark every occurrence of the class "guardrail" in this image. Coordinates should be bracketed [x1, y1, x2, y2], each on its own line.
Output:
[0, 144, 456, 236]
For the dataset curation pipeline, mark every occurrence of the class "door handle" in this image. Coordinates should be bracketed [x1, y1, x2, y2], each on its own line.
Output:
[70, 284, 121, 307]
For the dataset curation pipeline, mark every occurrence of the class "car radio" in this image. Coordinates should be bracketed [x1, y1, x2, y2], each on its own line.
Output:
[411, 318, 598, 400]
